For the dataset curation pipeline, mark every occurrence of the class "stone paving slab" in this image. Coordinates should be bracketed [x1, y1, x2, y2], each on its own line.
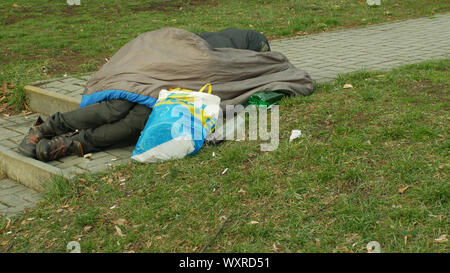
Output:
[0, 177, 43, 217]
[270, 13, 450, 82]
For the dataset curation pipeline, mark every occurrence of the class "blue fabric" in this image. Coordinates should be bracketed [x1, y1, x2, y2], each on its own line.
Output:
[79, 89, 158, 109]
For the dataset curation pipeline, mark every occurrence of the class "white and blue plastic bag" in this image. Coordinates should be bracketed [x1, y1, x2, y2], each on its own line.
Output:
[131, 84, 221, 163]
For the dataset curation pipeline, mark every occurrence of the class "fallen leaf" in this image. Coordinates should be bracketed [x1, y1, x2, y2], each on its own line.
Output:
[238, 188, 247, 194]
[84, 226, 93, 232]
[4, 218, 11, 233]
[0, 241, 8, 246]
[429, 214, 445, 220]
[434, 235, 448, 243]
[404, 235, 412, 245]
[112, 218, 127, 226]
[115, 225, 125, 237]
[333, 245, 351, 253]
[271, 243, 280, 252]
[343, 83, 354, 89]
[145, 241, 153, 248]
[345, 233, 360, 244]
[78, 178, 88, 185]
[398, 185, 412, 194]
[12, 4, 19, 8]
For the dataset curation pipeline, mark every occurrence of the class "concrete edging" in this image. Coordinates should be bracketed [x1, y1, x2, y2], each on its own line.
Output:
[24, 85, 81, 116]
[0, 146, 75, 192]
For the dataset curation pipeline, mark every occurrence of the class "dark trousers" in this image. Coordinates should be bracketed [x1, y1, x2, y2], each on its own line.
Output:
[45, 100, 152, 153]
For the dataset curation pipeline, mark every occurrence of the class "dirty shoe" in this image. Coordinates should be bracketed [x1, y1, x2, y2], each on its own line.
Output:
[35, 134, 84, 162]
[18, 116, 56, 158]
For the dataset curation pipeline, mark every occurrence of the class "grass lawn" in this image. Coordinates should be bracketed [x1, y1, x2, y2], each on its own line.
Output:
[1, 59, 448, 253]
[1, 0, 449, 112]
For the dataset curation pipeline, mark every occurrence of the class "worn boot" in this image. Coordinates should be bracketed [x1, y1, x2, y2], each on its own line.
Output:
[35, 133, 84, 162]
[18, 116, 57, 158]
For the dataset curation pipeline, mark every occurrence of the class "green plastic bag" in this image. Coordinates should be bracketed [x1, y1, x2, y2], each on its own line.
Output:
[246, 91, 286, 107]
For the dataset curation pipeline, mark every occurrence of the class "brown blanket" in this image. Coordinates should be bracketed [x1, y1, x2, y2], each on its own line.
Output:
[84, 28, 314, 109]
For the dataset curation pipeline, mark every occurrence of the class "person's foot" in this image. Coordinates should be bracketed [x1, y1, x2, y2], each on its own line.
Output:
[35, 134, 84, 162]
[18, 116, 56, 158]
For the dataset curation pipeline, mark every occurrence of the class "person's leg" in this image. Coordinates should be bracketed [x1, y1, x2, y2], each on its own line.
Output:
[35, 104, 152, 161]
[73, 103, 153, 153]
[46, 99, 137, 134]
[19, 99, 135, 158]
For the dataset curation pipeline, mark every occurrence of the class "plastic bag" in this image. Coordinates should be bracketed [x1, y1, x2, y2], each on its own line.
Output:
[131, 84, 221, 163]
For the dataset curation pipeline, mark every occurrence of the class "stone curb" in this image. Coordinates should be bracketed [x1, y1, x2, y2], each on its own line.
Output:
[24, 85, 81, 116]
[0, 145, 75, 192]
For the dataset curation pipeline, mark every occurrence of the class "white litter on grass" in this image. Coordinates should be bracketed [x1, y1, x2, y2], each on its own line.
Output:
[289, 130, 302, 142]
[212, 152, 216, 157]
[367, 0, 381, 6]
[367, 241, 381, 253]
[110, 205, 116, 210]
[67, 0, 81, 5]
[221, 168, 228, 175]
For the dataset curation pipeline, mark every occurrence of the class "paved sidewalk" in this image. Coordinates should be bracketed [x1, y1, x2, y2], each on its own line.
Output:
[0, 177, 43, 217]
[2, 13, 450, 217]
[271, 13, 450, 82]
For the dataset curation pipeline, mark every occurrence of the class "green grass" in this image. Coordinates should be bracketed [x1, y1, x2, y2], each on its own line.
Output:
[1, 60, 448, 253]
[1, 0, 449, 110]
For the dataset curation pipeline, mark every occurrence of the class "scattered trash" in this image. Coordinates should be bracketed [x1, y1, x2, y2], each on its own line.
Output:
[367, 0, 381, 6]
[289, 130, 302, 142]
[83, 153, 92, 159]
[67, 0, 81, 5]
[434, 235, 448, 243]
[246, 91, 285, 108]
[110, 205, 117, 210]
[249, 221, 259, 225]
[366, 241, 381, 253]
[238, 188, 247, 194]
[212, 152, 216, 157]
[221, 168, 228, 175]
[67, 241, 81, 253]
[343, 83, 354, 89]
